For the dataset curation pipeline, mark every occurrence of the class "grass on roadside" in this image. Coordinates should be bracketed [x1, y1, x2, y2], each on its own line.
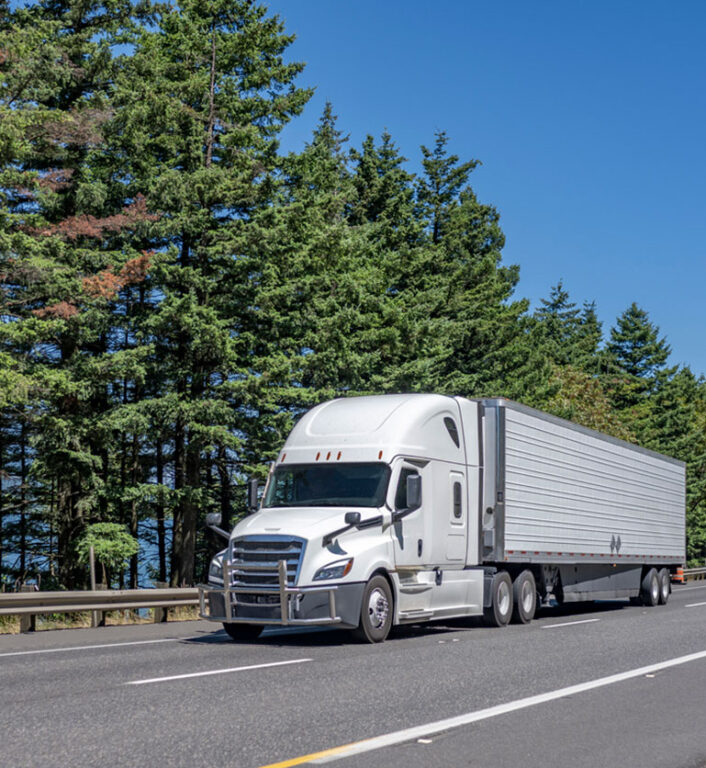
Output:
[0, 605, 200, 635]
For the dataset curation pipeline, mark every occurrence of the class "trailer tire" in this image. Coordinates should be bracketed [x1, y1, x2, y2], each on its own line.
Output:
[352, 575, 393, 643]
[223, 623, 263, 642]
[658, 568, 670, 605]
[640, 568, 660, 607]
[484, 571, 513, 627]
[511, 570, 537, 624]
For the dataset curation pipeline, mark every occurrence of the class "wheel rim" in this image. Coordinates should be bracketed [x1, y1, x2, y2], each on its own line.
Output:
[367, 587, 389, 629]
[498, 581, 511, 616]
[651, 575, 659, 603]
[660, 575, 669, 600]
[521, 580, 534, 614]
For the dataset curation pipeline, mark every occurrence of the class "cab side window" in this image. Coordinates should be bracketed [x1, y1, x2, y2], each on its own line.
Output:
[395, 467, 419, 510]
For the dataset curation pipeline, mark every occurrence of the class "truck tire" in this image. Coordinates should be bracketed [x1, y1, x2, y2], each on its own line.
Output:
[511, 570, 537, 624]
[658, 568, 670, 605]
[352, 575, 393, 643]
[640, 568, 660, 607]
[223, 623, 263, 642]
[484, 571, 513, 627]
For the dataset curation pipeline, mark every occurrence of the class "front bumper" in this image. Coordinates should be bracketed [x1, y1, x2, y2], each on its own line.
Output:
[198, 559, 364, 628]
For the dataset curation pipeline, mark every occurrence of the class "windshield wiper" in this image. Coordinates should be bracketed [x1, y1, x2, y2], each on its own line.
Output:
[322, 511, 384, 547]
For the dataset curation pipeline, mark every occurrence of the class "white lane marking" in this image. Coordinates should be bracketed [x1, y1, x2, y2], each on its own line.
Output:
[541, 618, 600, 629]
[127, 657, 311, 685]
[308, 649, 706, 764]
[675, 584, 706, 592]
[0, 638, 180, 659]
[685, 601, 706, 608]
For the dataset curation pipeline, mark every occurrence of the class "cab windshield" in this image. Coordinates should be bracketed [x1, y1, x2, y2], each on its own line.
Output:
[263, 463, 390, 508]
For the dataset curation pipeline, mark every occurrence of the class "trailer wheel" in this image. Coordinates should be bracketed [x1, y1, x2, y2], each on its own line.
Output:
[657, 568, 670, 605]
[640, 568, 660, 607]
[484, 571, 513, 627]
[352, 575, 393, 643]
[223, 623, 263, 642]
[511, 570, 537, 624]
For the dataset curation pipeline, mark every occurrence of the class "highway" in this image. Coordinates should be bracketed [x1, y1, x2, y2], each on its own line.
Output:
[2, 582, 706, 768]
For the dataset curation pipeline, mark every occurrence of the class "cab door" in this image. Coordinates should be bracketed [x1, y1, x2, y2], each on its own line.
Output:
[389, 459, 428, 568]
[447, 470, 466, 562]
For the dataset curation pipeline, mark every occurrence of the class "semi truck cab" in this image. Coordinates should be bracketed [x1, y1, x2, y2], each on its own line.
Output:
[199, 394, 486, 642]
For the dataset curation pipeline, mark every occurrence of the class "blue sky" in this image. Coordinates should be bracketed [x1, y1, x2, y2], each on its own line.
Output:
[267, 0, 706, 377]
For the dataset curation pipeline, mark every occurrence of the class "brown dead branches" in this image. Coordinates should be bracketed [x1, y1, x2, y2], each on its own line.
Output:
[82, 252, 153, 300]
[38, 195, 159, 240]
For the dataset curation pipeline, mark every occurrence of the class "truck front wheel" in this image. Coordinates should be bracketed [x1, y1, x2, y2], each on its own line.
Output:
[223, 623, 263, 642]
[352, 575, 393, 643]
[484, 571, 513, 627]
[511, 570, 537, 624]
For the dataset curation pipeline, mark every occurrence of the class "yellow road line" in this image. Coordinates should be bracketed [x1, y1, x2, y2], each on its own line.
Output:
[258, 740, 371, 768]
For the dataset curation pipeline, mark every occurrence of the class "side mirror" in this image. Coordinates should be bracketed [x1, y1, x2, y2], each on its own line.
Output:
[344, 511, 361, 526]
[247, 478, 259, 512]
[206, 512, 222, 528]
[406, 474, 422, 510]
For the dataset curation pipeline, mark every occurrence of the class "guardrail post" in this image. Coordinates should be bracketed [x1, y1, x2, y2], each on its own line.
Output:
[89, 545, 100, 628]
[19, 585, 36, 632]
[94, 583, 107, 626]
[153, 582, 168, 622]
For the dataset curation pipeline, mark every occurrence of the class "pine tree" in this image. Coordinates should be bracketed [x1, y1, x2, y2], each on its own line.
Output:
[235, 105, 380, 436]
[607, 303, 671, 380]
[373, 132, 533, 398]
[641, 368, 706, 563]
[348, 130, 419, 249]
[0, 0, 147, 587]
[416, 131, 478, 244]
[604, 303, 673, 422]
[107, 0, 311, 585]
[533, 283, 604, 372]
[534, 282, 581, 366]
[576, 300, 603, 372]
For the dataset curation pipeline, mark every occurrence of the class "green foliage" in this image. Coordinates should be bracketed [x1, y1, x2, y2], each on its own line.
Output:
[607, 303, 671, 380]
[76, 523, 138, 585]
[540, 365, 634, 442]
[534, 283, 603, 369]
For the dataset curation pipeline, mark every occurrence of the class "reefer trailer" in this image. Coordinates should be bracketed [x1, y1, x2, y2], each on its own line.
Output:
[199, 395, 686, 642]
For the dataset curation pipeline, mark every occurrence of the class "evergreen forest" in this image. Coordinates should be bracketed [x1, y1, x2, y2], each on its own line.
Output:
[1, 0, 705, 590]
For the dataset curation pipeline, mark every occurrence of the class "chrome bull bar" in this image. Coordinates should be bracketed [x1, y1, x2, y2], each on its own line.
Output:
[198, 559, 341, 626]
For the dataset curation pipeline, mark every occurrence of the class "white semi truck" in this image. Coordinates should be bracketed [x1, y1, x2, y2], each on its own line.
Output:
[198, 394, 686, 642]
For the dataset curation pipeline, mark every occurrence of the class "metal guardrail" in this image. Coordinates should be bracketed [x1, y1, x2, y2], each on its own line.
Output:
[683, 567, 706, 581]
[0, 587, 199, 632]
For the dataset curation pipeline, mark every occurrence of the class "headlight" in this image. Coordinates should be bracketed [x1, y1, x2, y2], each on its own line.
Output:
[313, 558, 354, 581]
[209, 554, 224, 582]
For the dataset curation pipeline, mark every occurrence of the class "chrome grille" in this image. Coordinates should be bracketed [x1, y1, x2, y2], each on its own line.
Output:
[229, 536, 305, 595]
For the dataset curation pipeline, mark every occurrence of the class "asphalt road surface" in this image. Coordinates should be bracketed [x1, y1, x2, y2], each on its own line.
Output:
[2, 582, 706, 768]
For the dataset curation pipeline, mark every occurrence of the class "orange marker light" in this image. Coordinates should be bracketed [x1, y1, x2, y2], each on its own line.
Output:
[337, 451, 342, 460]
[326, 451, 331, 460]
[316, 452, 320, 461]
[378, 450, 383, 460]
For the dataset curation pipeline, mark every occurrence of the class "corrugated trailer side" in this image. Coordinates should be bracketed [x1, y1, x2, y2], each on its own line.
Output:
[479, 399, 686, 567]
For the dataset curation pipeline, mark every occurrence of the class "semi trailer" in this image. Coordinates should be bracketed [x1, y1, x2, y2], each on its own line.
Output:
[198, 394, 686, 642]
